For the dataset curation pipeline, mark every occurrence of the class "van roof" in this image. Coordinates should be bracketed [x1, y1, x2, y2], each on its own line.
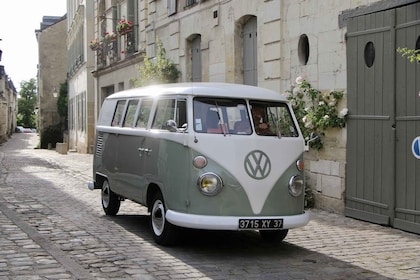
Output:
[106, 82, 288, 102]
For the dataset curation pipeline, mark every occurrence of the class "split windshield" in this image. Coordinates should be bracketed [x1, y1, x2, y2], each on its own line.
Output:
[193, 97, 299, 137]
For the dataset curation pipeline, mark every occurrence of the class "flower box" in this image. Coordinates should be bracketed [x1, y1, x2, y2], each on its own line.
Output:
[104, 31, 117, 42]
[117, 19, 133, 36]
[89, 39, 101, 51]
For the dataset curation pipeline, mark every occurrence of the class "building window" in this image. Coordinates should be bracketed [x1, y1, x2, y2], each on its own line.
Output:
[168, 0, 177, 16]
[185, 0, 196, 8]
[298, 34, 310, 66]
[364, 41, 375, 68]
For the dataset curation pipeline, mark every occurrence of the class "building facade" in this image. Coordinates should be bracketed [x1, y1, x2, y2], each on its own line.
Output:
[36, 16, 68, 148]
[0, 66, 17, 143]
[64, 0, 420, 233]
[67, 0, 96, 153]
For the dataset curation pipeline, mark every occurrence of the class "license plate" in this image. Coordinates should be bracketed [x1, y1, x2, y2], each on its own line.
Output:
[238, 219, 283, 229]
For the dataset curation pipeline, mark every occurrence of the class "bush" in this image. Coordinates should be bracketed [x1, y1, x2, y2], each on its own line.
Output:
[132, 38, 180, 87]
[40, 125, 63, 149]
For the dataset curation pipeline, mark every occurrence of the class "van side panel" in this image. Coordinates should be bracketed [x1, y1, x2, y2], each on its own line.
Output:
[114, 132, 147, 202]
[152, 137, 191, 212]
[94, 130, 119, 192]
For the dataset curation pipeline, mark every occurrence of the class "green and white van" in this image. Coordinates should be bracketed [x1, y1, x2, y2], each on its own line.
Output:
[88, 83, 309, 245]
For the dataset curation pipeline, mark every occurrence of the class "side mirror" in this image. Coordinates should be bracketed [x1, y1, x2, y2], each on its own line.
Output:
[165, 120, 178, 132]
[180, 123, 188, 131]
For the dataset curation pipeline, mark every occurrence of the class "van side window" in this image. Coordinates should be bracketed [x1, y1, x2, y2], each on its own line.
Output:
[123, 100, 139, 127]
[112, 100, 126, 127]
[152, 98, 187, 131]
[135, 99, 153, 128]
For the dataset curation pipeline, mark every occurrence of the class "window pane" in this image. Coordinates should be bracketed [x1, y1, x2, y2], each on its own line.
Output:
[193, 97, 249, 134]
[151, 98, 187, 131]
[112, 100, 126, 127]
[135, 99, 153, 128]
[152, 99, 176, 129]
[175, 99, 187, 129]
[250, 101, 298, 137]
[123, 99, 139, 127]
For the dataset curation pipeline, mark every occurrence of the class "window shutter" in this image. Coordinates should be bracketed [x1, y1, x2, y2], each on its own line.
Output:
[167, 0, 177, 16]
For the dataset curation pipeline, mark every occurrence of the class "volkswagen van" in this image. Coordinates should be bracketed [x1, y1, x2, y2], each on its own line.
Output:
[88, 82, 309, 245]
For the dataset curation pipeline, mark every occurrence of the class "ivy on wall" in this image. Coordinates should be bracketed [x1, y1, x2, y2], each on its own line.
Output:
[287, 77, 348, 150]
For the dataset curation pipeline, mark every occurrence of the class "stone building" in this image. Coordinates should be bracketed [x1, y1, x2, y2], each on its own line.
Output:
[36, 15, 67, 148]
[64, 0, 419, 233]
[0, 65, 17, 143]
[66, 0, 96, 153]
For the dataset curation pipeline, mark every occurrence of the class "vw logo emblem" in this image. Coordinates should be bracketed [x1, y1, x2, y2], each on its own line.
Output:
[244, 150, 271, 179]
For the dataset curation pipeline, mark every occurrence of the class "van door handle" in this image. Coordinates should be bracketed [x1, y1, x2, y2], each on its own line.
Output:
[138, 148, 152, 156]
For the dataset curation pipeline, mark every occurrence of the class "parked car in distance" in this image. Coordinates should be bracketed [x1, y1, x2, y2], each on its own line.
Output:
[16, 126, 35, 133]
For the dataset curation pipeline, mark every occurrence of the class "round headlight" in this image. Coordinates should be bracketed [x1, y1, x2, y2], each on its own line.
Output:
[288, 175, 304, 197]
[197, 172, 223, 196]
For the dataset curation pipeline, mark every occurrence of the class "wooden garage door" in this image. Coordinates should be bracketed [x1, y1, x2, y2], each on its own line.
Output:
[346, 3, 420, 234]
[394, 4, 420, 233]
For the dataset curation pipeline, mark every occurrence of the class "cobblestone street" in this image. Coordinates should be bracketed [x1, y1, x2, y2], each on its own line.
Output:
[0, 133, 419, 279]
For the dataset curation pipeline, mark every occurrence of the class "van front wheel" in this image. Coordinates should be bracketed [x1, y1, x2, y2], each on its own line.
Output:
[150, 192, 178, 245]
[259, 229, 288, 242]
[101, 180, 120, 215]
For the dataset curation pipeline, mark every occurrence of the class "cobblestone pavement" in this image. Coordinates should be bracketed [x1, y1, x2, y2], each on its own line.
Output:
[0, 133, 419, 280]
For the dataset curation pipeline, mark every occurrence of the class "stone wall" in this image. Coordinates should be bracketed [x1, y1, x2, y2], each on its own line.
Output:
[37, 16, 67, 148]
[279, 0, 381, 213]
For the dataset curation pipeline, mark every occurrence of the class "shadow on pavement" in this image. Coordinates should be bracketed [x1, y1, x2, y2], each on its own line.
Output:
[111, 213, 392, 280]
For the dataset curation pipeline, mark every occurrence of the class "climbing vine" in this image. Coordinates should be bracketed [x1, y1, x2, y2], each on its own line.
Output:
[287, 77, 348, 150]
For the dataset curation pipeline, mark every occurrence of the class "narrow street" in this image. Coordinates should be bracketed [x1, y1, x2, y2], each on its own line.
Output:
[0, 133, 419, 279]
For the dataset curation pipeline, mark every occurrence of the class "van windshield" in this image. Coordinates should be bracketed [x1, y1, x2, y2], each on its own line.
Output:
[193, 97, 299, 137]
[249, 100, 299, 137]
[194, 98, 250, 135]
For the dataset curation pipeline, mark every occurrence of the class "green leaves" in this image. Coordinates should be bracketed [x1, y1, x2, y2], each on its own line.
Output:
[397, 47, 420, 63]
[57, 81, 68, 118]
[17, 79, 37, 128]
[132, 38, 181, 87]
[287, 78, 347, 150]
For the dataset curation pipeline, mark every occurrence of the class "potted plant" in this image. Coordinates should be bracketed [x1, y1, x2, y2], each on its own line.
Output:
[104, 31, 117, 42]
[116, 19, 133, 35]
[89, 38, 101, 50]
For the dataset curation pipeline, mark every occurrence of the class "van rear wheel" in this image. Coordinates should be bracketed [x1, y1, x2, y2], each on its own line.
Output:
[259, 229, 288, 242]
[150, 192, 179, 245]
[101, 180, 120, 215]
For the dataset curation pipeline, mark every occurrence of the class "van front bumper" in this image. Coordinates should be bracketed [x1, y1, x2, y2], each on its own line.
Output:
[166, 210, 310, 230]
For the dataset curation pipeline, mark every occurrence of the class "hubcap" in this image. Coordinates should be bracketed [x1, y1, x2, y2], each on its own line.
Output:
[102, 182, 110, 208]
[152, 199, 165, 236]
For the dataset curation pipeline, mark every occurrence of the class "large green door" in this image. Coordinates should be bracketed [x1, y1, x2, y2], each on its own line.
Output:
[346, 3, 420, 234]
[346, 8, 396, 226]
[394, 5, 420, 234]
